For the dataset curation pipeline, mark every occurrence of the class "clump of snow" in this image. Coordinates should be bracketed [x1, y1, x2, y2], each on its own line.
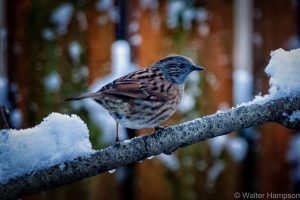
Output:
[266, 48, 300, 98]
[43, 71, 62, 92]
[0, 113, 93, 184]
[239, 48, 300, 106]
[68, 41, 82, 64]
[50, 3, 74, 35]
[208, 135, 248, 162]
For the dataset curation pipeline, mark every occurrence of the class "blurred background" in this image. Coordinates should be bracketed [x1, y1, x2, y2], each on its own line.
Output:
[0, 0, 300, 199]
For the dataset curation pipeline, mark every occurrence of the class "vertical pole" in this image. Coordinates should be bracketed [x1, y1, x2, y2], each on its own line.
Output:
[233, 0, 255, 194]
[233, 0, 253, 105]
[114, 0, 136, 199]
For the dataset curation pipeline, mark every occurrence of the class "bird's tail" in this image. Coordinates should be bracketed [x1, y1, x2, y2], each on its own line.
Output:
[64, 92, 99, 101]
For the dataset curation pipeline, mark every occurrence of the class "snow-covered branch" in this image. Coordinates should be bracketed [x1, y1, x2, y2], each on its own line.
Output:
[0, 96, 299, 200]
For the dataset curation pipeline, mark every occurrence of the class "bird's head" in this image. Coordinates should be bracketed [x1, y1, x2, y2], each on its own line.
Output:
[154, 55, 205, 84]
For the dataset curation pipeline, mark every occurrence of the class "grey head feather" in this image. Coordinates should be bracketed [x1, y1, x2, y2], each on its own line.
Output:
[153, 55, 204, 84]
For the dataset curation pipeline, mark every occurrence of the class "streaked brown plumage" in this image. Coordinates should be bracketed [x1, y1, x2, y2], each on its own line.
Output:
[65, 55, 204, 142]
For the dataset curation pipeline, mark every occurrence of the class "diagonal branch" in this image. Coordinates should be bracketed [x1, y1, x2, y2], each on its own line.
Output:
[0, 96, 299, 200]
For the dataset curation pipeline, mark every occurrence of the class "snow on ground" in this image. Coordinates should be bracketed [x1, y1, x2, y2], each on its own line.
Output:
[0, 113, 94, 184]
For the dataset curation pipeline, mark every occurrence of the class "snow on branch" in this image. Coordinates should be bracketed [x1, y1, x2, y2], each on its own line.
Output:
[0, 96, 300, 200]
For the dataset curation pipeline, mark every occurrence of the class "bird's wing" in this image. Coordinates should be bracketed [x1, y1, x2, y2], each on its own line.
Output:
[98, 68, 169, 101]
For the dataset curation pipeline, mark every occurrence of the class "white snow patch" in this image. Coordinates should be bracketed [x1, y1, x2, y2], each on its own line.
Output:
[167, 1, 208, 31]
[207, 160, 225, 186]
[208, 135, 248, 162]
[95, 0, 117, 23]
[238, 48, 300, 106]
[0, 113, 94, 184]
[44, 71, 62, 92]
[266, 48, 300, 98]
[50, 3, 74, 35]
[42, 28, 56, 41]
[68, 41, 82, 64]
[178, 94, 195, 113]
[198, 23, 210, 37]
[96, 0, 113, 11]
[157, 153, 180, 170]
[167, 1, 185, 29]
[129, 34, 142, 46]
[208, 135, 228, 157]
[226, 137, 248, 162]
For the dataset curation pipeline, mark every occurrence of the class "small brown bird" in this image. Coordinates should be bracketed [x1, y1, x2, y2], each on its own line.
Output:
[65, 55, 204, 142]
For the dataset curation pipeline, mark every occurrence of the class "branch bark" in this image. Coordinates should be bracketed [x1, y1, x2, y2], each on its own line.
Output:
[0, 96, 299, 199]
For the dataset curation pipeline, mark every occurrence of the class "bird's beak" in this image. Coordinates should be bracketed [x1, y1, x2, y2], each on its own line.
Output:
[192, 65, 205, 71]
